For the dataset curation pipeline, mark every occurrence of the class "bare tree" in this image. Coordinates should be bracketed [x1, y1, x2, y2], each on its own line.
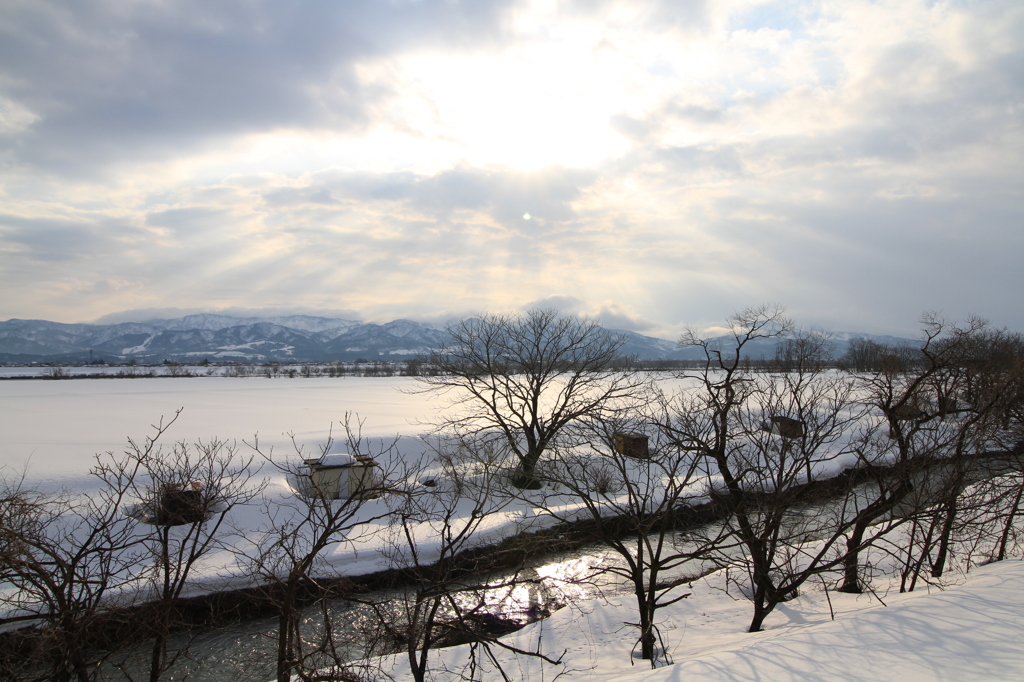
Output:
[839, 338, 887, 372]
[243, 414, 398, 682]
[0, 481, 143, 682]
[840, 316, 1024, 593]
[376, 437, 564, 682]
[837, 320, 954, 593]
[772, 329, 835, 374]
[532, 415, 719, 667]
[0, 417, 179, 682]
[662, 305, 890, 632]
[971, 450, 1024, 565]
[97, 417, 264, 682]
[417, 309, 648, 488]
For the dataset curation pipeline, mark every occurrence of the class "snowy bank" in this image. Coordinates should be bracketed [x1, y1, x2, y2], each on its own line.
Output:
[386, 559, 1024, 681]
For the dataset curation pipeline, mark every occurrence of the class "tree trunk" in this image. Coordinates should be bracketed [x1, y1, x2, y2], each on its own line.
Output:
[634, 586, 656, 661]
[149, 625, 166, 682]
[276, 578, 296, 682]
[748, 596, 770, 633]
[150, 526, 172, 682]
[747, 566, 773, 632]
[511, 453, 543, 489]
[840, 520, 868, 593]
[931, 500, 958, 578]
[68, 631, 91, 682]
[840, 483, 909, 593]
[905, 516, 938, 592]
[639, 623, 656, 661]
[409, 595, 442, 682]
[997, 482, 1024, 561]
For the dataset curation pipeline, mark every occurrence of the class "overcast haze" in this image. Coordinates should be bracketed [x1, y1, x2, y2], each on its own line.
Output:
[1, 0, 1021, 339]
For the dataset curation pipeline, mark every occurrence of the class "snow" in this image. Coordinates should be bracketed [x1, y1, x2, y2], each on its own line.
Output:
[639, 561, 1024, 681]
[4, 376, 1024, 681]
[314, 453, 358, 467]
[382, 551, 1024, 682]
[0, 377, 436, 488]
[0, 376, 565, 593]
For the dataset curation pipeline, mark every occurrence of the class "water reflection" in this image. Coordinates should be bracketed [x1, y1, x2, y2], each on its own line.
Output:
[103, 546, 623, 681]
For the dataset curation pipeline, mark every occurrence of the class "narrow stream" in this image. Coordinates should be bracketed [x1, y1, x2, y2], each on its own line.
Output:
[102, 545, 617, 681]
[108, 522, 746, 682]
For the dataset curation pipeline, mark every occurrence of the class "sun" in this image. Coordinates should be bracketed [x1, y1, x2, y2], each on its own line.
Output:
[362, 44, 633, 171]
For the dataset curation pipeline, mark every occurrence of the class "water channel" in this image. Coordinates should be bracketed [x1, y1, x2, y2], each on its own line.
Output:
[80, 453, 1024, 680]
[103, 542, 629, 681]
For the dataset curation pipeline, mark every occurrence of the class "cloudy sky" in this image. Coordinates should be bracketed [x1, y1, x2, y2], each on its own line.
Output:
[1, 0, 1021, 338]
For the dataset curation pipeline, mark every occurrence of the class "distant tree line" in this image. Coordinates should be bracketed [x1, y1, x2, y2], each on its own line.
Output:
[12, 334, 1009, 381]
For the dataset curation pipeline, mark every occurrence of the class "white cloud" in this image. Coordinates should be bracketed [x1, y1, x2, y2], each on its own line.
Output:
[0, 0, 1021, 336]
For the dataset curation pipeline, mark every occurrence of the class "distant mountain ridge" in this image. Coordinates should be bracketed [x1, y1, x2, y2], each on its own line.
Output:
[0, 315, 450, 363]
[0, 315, 916, 364]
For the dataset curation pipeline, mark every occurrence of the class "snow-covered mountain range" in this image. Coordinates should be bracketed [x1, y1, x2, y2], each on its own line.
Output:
[0, 314, 915, 364]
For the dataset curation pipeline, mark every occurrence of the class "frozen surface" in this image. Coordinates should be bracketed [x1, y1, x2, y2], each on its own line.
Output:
[0, 376, 568, 596]
[0, 377, 435, 486]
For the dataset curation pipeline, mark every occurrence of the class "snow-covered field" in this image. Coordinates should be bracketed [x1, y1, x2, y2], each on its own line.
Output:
[0, 376, 436, 488]
[0, 376, 599, 590]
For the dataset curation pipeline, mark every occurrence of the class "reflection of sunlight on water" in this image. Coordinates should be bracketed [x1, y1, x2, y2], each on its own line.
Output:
[476, 580, 535, 613]
[535, 553, 609, 602]
[536, 555, 598, 583]
[102, 542, 700, 680]
[426, 551, 620, 625]
[107, 533, 732, 681]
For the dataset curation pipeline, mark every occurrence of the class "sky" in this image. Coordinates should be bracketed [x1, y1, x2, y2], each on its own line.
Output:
[0, 0, 1021, 339]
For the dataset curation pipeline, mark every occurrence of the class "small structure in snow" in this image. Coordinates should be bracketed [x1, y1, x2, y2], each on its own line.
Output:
[154, 481, 206, 526]
[936, 395, 958, 419]
[302, 453, 380, 500]
[762, 416, 805, 440]
[890, 403, 928, 420]
[613, 432, 650, 459]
